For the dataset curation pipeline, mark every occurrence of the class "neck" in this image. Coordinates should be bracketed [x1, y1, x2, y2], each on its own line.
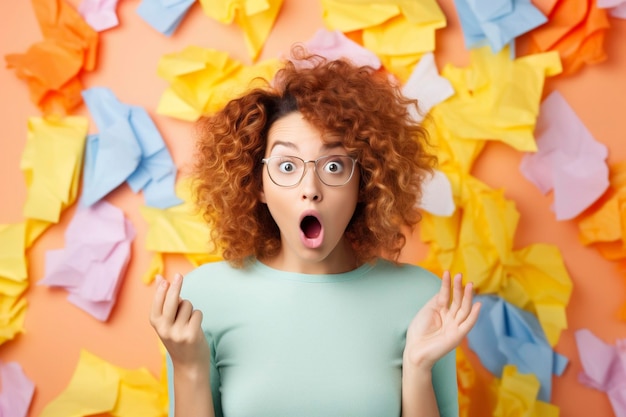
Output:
[260, 241, 360, 275]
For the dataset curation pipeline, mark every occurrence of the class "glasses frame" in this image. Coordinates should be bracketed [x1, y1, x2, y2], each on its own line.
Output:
[261, 154, 358, 188]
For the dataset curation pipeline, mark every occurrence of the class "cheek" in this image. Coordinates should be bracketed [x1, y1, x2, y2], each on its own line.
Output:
[260, 183, 291, 213]
[347, 178, 361, 206]
[332, 186, 359, 220]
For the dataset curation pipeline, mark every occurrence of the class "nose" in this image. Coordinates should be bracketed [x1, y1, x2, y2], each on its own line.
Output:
[300, 162, 322, 201]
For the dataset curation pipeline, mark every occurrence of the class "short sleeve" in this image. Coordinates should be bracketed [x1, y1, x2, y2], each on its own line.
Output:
[166, 354, 175, 416]
[165, 336, 223, 417]
[432, 349, 459, 417]
[209, 335, 223, 417]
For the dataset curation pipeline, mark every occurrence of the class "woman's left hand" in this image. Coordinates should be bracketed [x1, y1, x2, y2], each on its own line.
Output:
[404, 271, 481, 371]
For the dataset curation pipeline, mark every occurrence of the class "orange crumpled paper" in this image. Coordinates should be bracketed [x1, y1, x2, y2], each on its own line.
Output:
[527, 0, 610, 75]
[4, 0, 98, 115]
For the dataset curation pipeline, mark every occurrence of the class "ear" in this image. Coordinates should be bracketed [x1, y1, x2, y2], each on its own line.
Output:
[259, 188, 267, 204]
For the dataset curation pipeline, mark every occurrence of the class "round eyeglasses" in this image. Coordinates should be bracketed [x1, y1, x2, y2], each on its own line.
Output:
[261, 155, 357, 187]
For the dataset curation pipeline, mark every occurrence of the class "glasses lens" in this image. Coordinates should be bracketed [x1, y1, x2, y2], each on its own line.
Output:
[266, 156, 304, 187]
[316, 155, 355, 186]
[264, 155, 356, 187]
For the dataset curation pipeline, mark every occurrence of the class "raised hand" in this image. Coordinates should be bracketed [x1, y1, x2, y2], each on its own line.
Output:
[149, 273, 211, 373]
[404, 271, 481, 371]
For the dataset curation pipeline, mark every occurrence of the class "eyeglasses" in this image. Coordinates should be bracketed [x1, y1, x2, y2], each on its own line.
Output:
[261, 155, 357, 187]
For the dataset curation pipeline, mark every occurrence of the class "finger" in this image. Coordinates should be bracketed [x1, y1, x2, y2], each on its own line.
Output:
[150, 275, 169, 319]
[458, 301, 482, 335]
[189, 309, 204, 331]
[162, 273, 184, 322]
[174, 299, 194, 325]
[456, 281, 475, 320]
[437, 271, 452, 307]
[449, 273, 464, 314]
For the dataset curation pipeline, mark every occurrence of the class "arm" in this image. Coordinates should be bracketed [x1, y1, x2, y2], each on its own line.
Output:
[150, 273, 215, 417]
[401, 271, 481, 417]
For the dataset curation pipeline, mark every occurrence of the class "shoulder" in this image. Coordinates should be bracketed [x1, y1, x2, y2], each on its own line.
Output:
[185, 260, 235, 280]
[371, 259, 440, 283]
[362, 259, 442, 315]
[180, 260, 247, 298]
[369, 259, 441, 294]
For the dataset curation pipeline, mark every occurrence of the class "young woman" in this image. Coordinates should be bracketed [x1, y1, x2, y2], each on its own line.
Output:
[150, 47, 481, 417]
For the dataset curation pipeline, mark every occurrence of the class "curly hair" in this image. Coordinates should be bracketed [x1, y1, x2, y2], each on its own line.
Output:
[192, 46, 436, 268]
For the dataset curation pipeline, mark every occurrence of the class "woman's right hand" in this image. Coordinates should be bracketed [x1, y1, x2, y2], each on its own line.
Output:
[150, 273, 211, 374]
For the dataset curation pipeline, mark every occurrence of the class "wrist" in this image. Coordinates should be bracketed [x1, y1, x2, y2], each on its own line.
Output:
[403, 347, 435, 373]
[402, 359, 433, 384]
[172, 361, 210, 381]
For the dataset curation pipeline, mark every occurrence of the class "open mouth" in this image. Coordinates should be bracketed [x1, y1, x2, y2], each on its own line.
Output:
[300, 215, 322, 239]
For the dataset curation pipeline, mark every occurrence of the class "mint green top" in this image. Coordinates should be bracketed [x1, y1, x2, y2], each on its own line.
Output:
[168, 259, 459, 417]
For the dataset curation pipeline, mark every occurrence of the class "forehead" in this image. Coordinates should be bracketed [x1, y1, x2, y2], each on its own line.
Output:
[267, 112, 343, 153]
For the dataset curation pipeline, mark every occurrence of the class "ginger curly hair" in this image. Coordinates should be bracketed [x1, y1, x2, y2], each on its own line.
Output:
[192, 46, 436, 268]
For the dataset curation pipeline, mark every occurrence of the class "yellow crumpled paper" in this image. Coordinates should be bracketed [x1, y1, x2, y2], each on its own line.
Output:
[0, 223, 28, 345]
[140, 178, 222, 283]
[21, 116, 87, 224]
[321, 0, 446, 79]
[156, 46, 281, 121]
[414, 47, 573, 362]
[39, 350, 167, 417]
[434, 46, 562, 152]
[419, 169, 572, 346]
[0, 116, 87, 346]
[492, 365, 560, 417]
[199, 0, 284, 61]
[421, 112, 486, 175]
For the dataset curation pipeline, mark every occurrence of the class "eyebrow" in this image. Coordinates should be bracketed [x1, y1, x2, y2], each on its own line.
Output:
[269, 140, 345, 152]
[269, 141, 298, 151]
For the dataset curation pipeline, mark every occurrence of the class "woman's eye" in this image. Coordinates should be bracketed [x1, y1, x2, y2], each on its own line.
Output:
[279, 162, 296, 173]
[324, 161, 344, 174]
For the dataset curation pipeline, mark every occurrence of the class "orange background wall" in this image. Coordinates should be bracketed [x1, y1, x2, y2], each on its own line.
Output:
[1, 1, 625, 416]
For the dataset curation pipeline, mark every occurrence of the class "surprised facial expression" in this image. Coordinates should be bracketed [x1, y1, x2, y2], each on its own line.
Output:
[259, 112, 360, 274]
